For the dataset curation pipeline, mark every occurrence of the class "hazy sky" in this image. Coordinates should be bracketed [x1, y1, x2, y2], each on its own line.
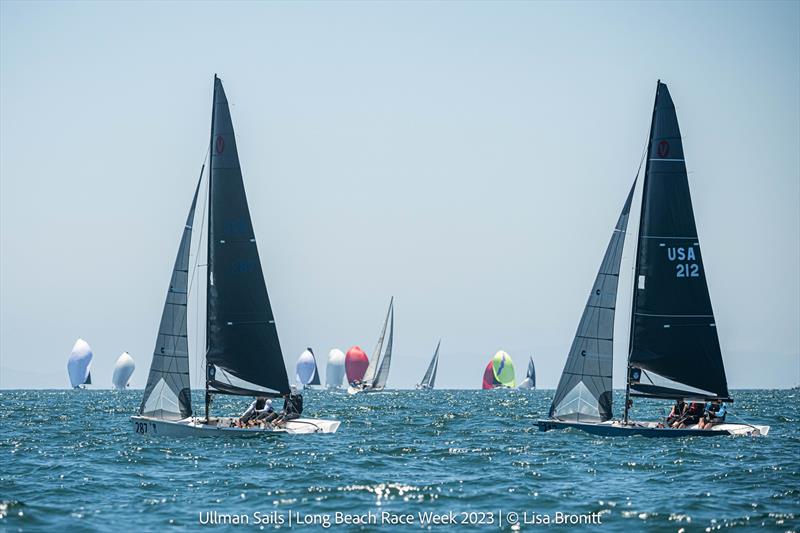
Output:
[1, 1, 798, 390]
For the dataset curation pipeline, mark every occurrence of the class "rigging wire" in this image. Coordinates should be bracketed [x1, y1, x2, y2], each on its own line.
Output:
[191, 146, 211, 392]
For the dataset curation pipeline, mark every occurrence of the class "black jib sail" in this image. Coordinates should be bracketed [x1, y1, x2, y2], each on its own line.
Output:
[206, 76, 290, 397]
[549, 180, 636, 422]
[139, 176, 202, 420]
[419, 340, 441, 389]
[627, 81, 729, 402]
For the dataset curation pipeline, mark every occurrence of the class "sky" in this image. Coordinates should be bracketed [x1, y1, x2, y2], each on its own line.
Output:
[1, 1, 798, 390]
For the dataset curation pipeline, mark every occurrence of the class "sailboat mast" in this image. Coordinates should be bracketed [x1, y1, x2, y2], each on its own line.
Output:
[623, 80, 660, 424]
[205, 74, 217, 423]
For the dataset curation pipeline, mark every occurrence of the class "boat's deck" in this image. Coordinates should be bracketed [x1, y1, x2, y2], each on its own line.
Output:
[536, 419, 769, 437]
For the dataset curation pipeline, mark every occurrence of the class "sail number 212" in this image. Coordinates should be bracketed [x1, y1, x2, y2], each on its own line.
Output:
[667, 246, 699, 278]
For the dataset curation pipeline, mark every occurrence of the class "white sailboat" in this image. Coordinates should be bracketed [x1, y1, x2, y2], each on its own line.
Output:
[67, 338, 93, 389]
[415, 340, 440, 390]
[295, 348, 321, 389]
[517, 357, 535, 389]
[347, 298, 394, 395]
[131, 75, 339, 436]
[112, 352, 135, 390]
[325, 348, 346, 389]
[537, 81, 768, 437]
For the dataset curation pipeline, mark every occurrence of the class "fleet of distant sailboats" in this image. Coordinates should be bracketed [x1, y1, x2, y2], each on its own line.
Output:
[58, 77, 768, 439]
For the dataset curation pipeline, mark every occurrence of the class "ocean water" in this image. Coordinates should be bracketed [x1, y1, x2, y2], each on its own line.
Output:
[1, 389, 798, 532]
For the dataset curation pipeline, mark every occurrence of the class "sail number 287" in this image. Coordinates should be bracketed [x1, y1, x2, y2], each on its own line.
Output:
[134, 422, 156, 435]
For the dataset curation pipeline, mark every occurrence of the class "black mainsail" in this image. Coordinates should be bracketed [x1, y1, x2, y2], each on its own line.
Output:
[139, 176, 202, 420]
[549, 180, 636, 422]
[419, 340, 441, 389]
[206, 75, 290, 398]
[626, 81, 729, 405]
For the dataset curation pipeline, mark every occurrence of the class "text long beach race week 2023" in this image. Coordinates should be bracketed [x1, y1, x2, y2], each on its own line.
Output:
[197, 509, 604, 528]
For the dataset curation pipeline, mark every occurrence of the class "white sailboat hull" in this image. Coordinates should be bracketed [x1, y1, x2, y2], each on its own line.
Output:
[131, 415, 340, 436]
[346, 385, 385, 395]
[517, 378, 534, 389]
[536, 419, 770, 437]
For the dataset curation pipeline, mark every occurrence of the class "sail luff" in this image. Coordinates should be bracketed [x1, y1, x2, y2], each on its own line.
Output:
[139, 175, 203, 419]
[627, 81, 729, 401]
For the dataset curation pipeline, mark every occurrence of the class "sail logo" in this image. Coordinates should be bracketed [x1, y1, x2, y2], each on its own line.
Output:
[657, 140, 670, 158]
[667, 246, 700, 278]
[215, 135, 225, 154]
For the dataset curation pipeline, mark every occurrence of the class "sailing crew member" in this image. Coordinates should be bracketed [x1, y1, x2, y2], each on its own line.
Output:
[666, 400, 686, 427]
[272, 388, 304, 427]
[676, 401, 704, 428]
[698, 401, 726, 429]
[237, 397, 270, 427]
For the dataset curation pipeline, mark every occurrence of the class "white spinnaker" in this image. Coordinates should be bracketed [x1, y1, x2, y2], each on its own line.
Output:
[325, 348, 346, 388]
[112, 352, 136, 390]
[67, 338, 93, 388]
[296, 349, 317, 385]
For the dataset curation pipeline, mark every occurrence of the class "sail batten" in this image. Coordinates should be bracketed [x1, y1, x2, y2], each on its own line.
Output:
[549, 180, 636, 422]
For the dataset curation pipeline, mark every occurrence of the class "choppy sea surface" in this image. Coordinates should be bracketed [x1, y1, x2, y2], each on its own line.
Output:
[1, 389, 798, 532]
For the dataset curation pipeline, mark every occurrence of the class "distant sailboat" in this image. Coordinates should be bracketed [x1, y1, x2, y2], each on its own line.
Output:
[112, 352, 135, 390]
[538, 81, 768, 437]
[309, 349, 321, 387]
[344, 346, 369, 384]
[518, 357, 535, 389]
[67, 338, 93, 389]
[296, 348, 321, 388]
[416, 340, 441, 390]
[481, 351, 515, 389]
[347, 298, 394, 395]
[325, 348, 346, 389]
[131, 75, 339, 436]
